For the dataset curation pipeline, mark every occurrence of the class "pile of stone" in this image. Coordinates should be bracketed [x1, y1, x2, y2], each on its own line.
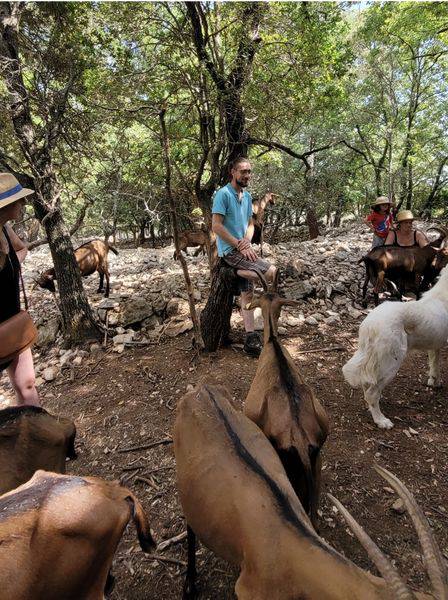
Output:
[11, 224, 373, 389]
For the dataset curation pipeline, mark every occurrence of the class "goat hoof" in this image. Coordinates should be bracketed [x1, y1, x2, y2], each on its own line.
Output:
[375, 417, 394, 430]
[427, 377, 442, 388]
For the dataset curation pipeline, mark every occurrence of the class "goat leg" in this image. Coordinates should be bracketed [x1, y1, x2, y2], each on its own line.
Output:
[97, 272, 104, 293]
[104, 271, 110, 298]
[183, 525, 197, 600]
[427, 349, 442, 388]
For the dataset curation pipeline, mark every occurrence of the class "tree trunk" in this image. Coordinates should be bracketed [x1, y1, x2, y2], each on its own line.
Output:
[0, 3, 99, 343]
[138, 219, 146, 246]
[305, 143, 320, 239]
[43, 211, 99, 343]
[150, 222, 156, 248]
[200, 260, 238, 352]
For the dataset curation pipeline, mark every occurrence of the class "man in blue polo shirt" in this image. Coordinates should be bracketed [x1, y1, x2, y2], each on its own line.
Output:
[212, 156, 277, 357]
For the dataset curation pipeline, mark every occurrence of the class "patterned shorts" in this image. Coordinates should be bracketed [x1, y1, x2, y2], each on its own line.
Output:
[222, 250, 271, 293]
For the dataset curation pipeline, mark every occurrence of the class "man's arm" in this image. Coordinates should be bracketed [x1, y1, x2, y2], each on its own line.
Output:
[245, 217, 255, 243]
[6, 223, 27, 263]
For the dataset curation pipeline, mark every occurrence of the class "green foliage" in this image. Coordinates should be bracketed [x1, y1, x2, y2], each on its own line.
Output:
[2, 0, 448, 241]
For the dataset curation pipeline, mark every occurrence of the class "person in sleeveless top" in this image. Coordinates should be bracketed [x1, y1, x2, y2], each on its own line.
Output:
[0, 173, 40, 406]
[384, 210, 428, 248]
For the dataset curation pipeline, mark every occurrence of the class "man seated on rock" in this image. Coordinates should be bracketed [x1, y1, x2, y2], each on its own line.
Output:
[212, 156, 277, 357]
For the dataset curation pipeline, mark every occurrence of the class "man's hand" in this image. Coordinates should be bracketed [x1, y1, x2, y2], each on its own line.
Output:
[237, 238, 251, 251]
[240, 245, 258, 262]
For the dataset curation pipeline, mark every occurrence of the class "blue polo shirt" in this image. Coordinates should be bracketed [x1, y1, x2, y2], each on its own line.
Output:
[212, 183, 253, 257]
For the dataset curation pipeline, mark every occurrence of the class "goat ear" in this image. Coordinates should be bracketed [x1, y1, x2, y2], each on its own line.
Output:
[245, 297, 261, 310]
[279, 299, 299, 307]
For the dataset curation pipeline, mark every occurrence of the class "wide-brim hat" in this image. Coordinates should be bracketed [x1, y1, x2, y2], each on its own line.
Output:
[396, 210, 414, 223]
[371, 196, 391, 207]
[0, 173, 34, 209]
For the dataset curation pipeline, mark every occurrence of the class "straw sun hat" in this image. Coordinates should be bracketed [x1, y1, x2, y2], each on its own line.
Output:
[396, 210, 414, 223]
[0, 173, 34, 209]
[371, 196, 391, 208]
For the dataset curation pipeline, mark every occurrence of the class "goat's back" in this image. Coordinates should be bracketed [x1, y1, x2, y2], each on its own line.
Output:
[0, 470, 147, 600]
[174, 384, 319, 564]
[0, 406, 76, 494]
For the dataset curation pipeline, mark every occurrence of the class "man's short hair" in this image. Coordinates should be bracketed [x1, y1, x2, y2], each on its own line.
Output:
[230, 156, 250, 172]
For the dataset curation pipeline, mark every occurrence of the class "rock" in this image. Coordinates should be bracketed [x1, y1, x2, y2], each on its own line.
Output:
[324, 315, 341, 325]
[36, 318, 60, 347]
[35, 376, 44, 387]
[142, 314, 161, 331]
[277, 326, 287, 335]
[42, 367, 57, 382]
[117, 296, 154, 326]
[90, 343, 101, 354]
[391, 498, 406, 515]
[72, 356, 83, 366]
[113, 332, 134, 345]
[284, 314, 304, 328]
[193, 289, 201, 301]
[164, 319, 193, 338]
[305, 316, 319, 326]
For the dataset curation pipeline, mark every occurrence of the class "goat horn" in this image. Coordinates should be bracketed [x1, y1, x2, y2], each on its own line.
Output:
[374, 464, 448, 599]
[255, 271, 268, 292]
[327, 494, 415, 600]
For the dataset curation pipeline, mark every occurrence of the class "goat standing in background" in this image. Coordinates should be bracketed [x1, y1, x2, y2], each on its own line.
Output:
[244, 272, 329, 528]
[36, 239, 118, 297]
[174, 383, 445, 600]
[0, 470, 155, 600]
[252, 192, 276, 256]
[359, 226, 448, 306]
[344, 265, 448, 429]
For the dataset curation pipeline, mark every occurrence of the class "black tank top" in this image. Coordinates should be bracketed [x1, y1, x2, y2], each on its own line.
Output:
[393, 230, 418, 247]
[0, 227, 21, 323]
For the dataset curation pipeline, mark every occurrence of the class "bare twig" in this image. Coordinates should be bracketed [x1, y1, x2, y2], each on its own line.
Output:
[147, 554, 186, 568]
[118, 437, 172, 453]
[157, 531, 187, 552]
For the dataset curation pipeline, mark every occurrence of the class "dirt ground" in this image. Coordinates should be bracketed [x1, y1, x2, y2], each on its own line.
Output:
[15, 314, 447, 599]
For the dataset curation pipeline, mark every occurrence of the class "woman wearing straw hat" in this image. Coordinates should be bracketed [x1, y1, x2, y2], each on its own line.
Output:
[384, 210, 429, 248]
[364, 196, 394, 248]
[0, 173, 40, 406]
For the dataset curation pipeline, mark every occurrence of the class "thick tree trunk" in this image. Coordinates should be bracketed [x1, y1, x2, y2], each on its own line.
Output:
[0, 3, 99, 343]
[200, 260, 238, 352]
[43, 211, 99, 343]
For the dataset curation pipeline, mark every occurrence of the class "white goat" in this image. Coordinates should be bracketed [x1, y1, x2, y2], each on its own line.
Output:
[343, 265, 448, 429]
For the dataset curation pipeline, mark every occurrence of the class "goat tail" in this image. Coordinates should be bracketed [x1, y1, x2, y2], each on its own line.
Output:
[125, 492, 156, 552]
[108, 244, 119, 255]
[343, 321, 407, 389]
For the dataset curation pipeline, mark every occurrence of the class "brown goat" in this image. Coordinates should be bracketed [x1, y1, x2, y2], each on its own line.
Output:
[360, 227, 448, 306]
[252, 192, 277, 255]
[244, 272, 329, 528]
[0, 405, 76, 495]
[0, 469, 155, 600]
[36, 239, 118, 297]
[174, 383, 444, 599]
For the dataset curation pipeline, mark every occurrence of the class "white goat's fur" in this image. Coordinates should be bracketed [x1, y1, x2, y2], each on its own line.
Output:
[343, 265, 448, 429]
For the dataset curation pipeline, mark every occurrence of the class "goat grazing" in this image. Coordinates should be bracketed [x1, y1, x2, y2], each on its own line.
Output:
[344, 265, 448, 429]
[244, 272, 329, 528]
[0, 469, 155, 600]
[36, 239, 118, 297]
[174, 383, 445, 599]
[360, 226, 448, 306]
[0, 405, 76, 494]
[252, 192, 276, 255]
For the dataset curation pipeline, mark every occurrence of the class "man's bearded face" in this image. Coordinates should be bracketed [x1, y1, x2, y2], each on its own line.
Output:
[233, 162, 252, 188]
